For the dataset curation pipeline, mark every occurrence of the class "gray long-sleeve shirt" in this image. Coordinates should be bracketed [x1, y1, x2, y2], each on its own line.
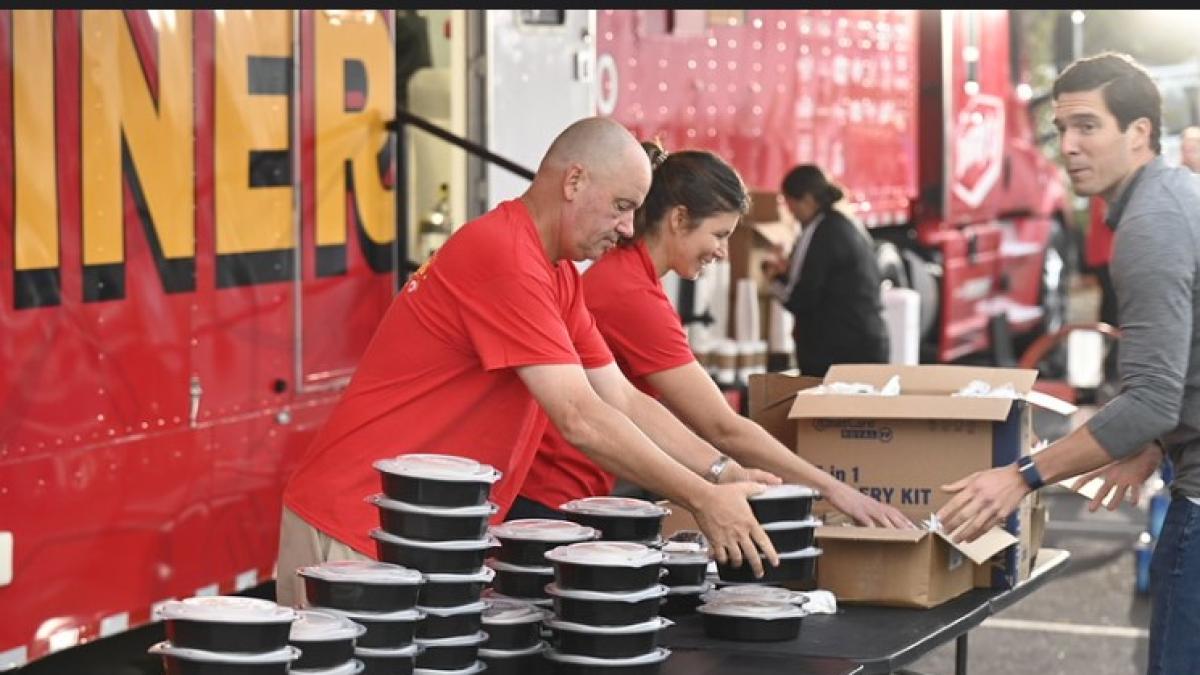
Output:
[1086, 156, 1200, 498]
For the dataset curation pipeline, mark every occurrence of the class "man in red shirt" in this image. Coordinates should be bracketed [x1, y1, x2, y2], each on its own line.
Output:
[277, 117, 778, 606]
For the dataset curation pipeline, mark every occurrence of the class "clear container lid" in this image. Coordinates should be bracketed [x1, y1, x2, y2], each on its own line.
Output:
[297, 559, 424, 586]
[148, 642, 299, 664]
[293, 658, 365, 675]
[481, 598, 544, 625]
[489, 518, 598, 542]
[558, 496, 669, 518]
[486, 559, 554, 574]
[423, 566, 495, 584]
[482, 589, 553, 610]
[544, 646, 671, 666]
[544, 615, 672, 635]
[289, 609, 367, 642]
[355, 643, 421, 658]
[320, 606, 425, 622]
[416, 600, 487, 617]
[702, 584, 805, 605]
[662, 549, 710, 565]
[747, 484, 819, 501]
[414, 630, 489, 647]
[478, 641, 546, 658]
[370, 528, 497, 551]
[776, 546, 822, 560]
[666, 581, 713, 596]
[544, 583, 669, 603]
[761, 516, 823, 531]
[697, 598, 806, 620]
[414, 661, 486, 675]
[367, 494, 498, 517]
[373, 454, 501, 483]
[155, 596, 296, 624]
[544, 541, 663, 568]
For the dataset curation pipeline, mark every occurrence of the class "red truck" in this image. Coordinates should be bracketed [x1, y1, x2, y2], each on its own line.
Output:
[597, 9, 1073, 362]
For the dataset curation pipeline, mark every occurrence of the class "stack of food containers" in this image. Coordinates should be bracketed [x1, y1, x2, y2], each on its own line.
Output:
[716, 485, 822, 585]
[476, 596, 548, 674]
[369, 454, 501, 674]
[694, 579, 811, 643]
[658, 531, 713, 617]
[488, 519, 599, 605]
[542, 541, 672, 674]
[287, 609, 368, 674]
[148, 596, 301, 674]
[297, 560, 425, 674]
[558, 497, 670, 545]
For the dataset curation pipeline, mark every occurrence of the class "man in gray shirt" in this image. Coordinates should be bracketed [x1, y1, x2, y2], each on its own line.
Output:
[937, 53, 1199, 674]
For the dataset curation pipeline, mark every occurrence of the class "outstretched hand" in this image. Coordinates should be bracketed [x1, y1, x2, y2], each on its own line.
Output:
[692, 482, 780, 578]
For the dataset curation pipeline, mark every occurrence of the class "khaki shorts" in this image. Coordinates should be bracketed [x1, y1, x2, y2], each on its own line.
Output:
[275, 506, 372, 608]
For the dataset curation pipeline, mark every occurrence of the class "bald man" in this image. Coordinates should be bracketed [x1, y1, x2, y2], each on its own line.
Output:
[276, 117, 779, 605]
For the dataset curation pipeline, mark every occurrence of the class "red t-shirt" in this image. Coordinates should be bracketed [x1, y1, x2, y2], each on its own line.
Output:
[521, 240, 696, 510]
[284, 200, 613, 555]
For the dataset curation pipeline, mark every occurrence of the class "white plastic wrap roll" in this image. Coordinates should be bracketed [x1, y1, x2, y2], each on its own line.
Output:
[882, 286, 920, 365]
[734, 278, 762, 343]
[768, 297, 795, 356]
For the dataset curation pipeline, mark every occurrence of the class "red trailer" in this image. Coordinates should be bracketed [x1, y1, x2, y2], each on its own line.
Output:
[0, 10, 397, 668]
[597, 9, 1072, 362]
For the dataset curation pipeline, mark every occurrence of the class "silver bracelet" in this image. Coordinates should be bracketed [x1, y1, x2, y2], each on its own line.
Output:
[707, 454, 732, 483]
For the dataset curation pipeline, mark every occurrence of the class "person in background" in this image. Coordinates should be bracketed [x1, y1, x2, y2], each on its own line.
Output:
[1182, 125, 1200, 173]
[515, 143, 911, 528]
[936, 53, 1199, 675]
[277, 117, 781, 606]
[766, 164, 890, 377]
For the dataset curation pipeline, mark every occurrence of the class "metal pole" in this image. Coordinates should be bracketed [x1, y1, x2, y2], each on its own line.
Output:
[955, 633, 969, 675]
[1071, 10, 1085, 61]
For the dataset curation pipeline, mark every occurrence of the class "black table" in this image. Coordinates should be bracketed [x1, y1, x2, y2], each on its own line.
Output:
[660, 548, 1070, 675]
[661, 649, 863, 675]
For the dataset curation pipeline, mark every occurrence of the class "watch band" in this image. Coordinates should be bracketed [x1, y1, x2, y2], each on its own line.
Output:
[1016, 455, 1045, 491]
[707, 455, 732, 483]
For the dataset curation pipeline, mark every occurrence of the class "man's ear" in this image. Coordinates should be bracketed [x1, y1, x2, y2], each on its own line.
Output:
[563, 163, 586, 200]
[1129, 117, 1153, 152]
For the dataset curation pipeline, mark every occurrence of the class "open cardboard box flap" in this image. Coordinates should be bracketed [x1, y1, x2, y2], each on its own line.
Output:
[788, 364, 1074, 421]
[817, 514, 1018, 566]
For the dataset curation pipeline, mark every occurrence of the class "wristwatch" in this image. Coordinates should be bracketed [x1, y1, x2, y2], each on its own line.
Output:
[1015, 455, 1045, 491]
[707, 454, 733, 483]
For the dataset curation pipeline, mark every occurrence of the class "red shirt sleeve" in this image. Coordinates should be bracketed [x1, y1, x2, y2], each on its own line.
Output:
[561, 265, 615, 370]
[457, 270, 584, 371]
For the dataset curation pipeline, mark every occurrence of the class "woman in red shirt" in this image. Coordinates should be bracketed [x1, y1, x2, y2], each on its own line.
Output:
[514, 143, 911, 528]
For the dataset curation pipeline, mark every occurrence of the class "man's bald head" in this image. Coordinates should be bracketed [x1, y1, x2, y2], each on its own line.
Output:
[538, 116, 649, 179]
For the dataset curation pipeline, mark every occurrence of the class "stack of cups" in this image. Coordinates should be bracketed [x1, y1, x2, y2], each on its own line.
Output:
[558, 497, 670, 546]
[487, 519, 599, 606]
[715, 485, 823, 585]
[542, 542, 672, 674]
[148, 596, 301, 674]
[296, 561, 425, 674]
[658, 532, 713, 617]
[369, 454, 503, 675]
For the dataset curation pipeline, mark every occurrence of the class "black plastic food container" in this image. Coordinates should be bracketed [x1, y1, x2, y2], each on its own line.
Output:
[477, 641, 546, 675]
[559, 497, 669, 543]
[545, 542, 663, 593]
[411, 660, 486, 675]
[697, 599, 806, 642]
[660, 550, 709, 587]
[660, 584, 710, 617]
[414, 631, 488, 671]
[418, 567, 494, 608]
[321, 607, 423, 649]
[288, 609, 367, 670]
[543, 646, 671, 675]
[369, 494, 498, 542]
[355, 643, 420, 675]
[547, 616, 671, 659]
[546, 584, 668, 627]
[148, 642, 299, 675]
[293, 659, 365, 675]
[488, 559, 556, 599]
[299, 560, 424, 612]
[489, 519, 599, 566]
[761, 517, 821, 553]
[415, 600, 487, 640]
[373, 529, 497, 575]
[746, 485, 819, 525]
[373, 454, 501, 508]
[480, 597, 544, 651]
[715, 546, 820, 584]
[155, 596, 296, 653]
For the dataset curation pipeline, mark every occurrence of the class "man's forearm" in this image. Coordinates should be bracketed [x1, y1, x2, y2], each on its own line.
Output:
[1034, 423, 1123, 484]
